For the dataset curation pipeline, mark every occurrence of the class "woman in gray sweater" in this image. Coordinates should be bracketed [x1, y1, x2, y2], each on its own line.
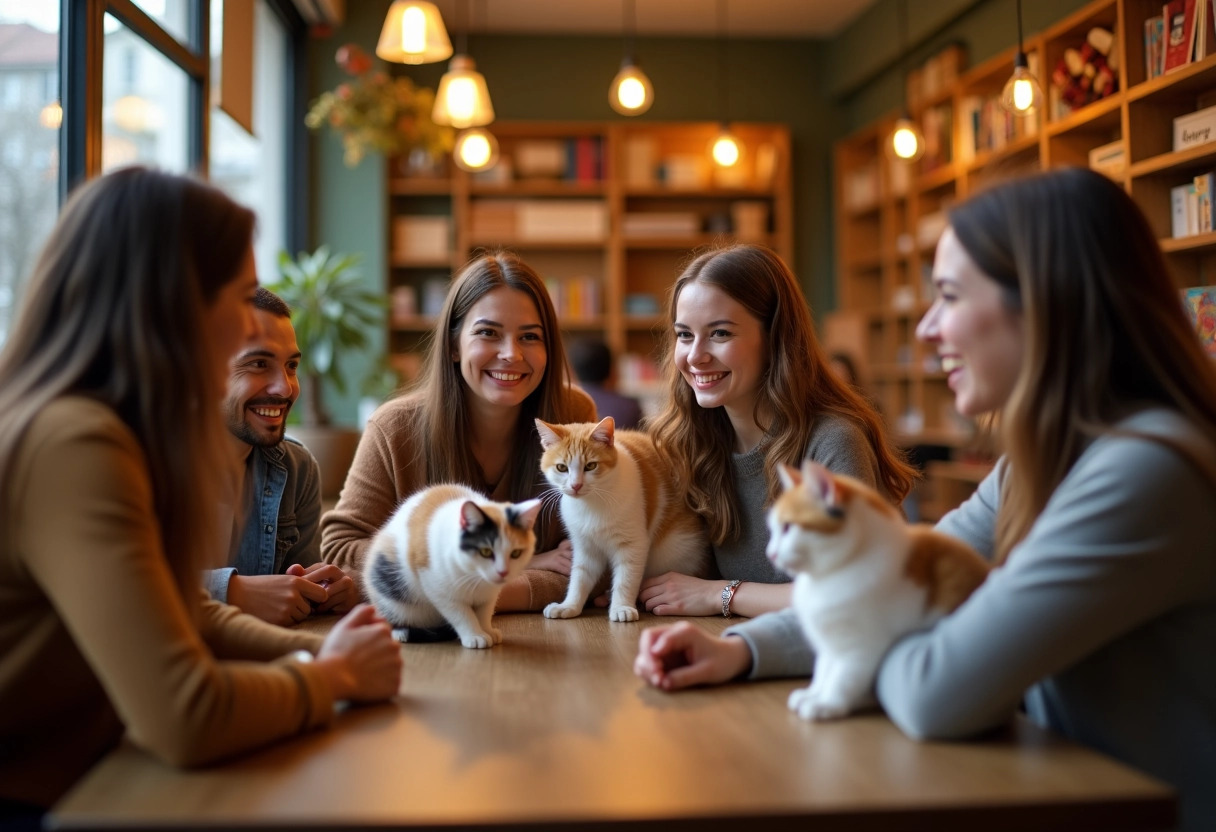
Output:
[634, 169, 1216, 832]
[637, 244, 916, 619]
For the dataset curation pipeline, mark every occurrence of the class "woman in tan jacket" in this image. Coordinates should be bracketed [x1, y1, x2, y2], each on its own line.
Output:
[0, 167, 401, 823]
[321, 252, 596, 613]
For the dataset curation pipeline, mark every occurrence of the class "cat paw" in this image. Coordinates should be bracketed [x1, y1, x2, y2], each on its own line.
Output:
[608, 604, 640, 623]
[789, 690, 850, 722]
[490, 627, 503, 644]
[460, 632, 495, 649]
[544, 602, 581, 619]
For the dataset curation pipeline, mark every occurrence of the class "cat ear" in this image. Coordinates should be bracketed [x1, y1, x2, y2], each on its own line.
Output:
[777, 463, 802, 491]
[511, 498, 543, 531]
[459, 500, 488, 531]
[535, 419, 561, 449]
[800, 460, 840, 509]
[590, 416, 615, 447]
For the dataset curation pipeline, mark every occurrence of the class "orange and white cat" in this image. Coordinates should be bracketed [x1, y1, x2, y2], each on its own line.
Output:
[767, 459, 989, 721]
[364, 484, 542, 649]
[536, 417, 709, 622]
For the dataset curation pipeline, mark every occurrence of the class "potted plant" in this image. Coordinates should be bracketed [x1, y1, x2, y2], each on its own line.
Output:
[267, 246, 385, 498]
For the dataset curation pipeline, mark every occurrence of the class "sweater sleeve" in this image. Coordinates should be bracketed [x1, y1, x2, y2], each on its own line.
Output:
[876, 433, 1216, 740]
[14, 412, 335, 768]
[320, 413, 410, 578]
[724, 607, 814, 679]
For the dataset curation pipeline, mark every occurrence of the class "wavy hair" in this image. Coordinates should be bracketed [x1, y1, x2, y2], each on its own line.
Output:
[650, 244, 916, 544]
[0, 167, 255, 609]
[948, 167, 1216, 562]
[408, 251, 583, 500]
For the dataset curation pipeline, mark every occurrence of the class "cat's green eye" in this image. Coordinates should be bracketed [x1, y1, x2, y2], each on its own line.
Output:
[479, 547, 494, 558]
[556, 463, 568, 473]
[509, 548, 522, 559]
[585, 461, 598, 471]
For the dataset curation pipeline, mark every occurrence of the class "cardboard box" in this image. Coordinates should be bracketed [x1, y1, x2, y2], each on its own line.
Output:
[392, 216, 450, 262]
[1174, 104, 1216, 150]
[516, 200, 607, 242]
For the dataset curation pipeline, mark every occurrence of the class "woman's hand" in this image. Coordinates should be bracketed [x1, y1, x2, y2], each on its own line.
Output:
[316, 604, 402, 702]
[637, 572, 721, 616]
[530, 539, 573, 576]
[634, 622, 752, 691]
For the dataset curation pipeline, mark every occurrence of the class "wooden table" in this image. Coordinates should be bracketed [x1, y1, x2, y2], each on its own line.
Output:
[50, 612, 1175, 831]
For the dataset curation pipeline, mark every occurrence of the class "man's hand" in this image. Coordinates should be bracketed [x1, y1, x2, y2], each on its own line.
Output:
[634, 622, 752, 691]
[227, 573, 328, 626]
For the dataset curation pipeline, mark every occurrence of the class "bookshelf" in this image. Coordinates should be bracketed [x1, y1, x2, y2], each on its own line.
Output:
[387, 120, 793, 403]
[832, 0, 1216, 518]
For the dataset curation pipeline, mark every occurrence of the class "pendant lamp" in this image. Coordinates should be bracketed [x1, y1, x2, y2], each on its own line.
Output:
[710, 0, 742, 168]
[999, 0, 1044, 115]
[432, 0, 495, 129]
[610, 0, 654, 115]
[376, 1, 452, 65]
[886, 0, 925, 162]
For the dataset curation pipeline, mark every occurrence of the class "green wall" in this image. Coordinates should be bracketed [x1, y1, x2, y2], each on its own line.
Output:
[307, 0, 1092, 425]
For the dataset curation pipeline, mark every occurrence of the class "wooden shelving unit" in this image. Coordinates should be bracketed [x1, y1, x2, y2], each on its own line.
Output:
[831, 0, 1216, 519]
[387, 120, 792, 400]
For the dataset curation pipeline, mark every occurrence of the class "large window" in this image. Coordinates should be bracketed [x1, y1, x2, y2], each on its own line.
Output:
[0, 0, 306, 347]
[0, 0, 60, 343]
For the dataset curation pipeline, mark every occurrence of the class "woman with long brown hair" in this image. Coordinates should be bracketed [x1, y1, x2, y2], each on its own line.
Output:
[0, 168, 401, 825]
[639, 243, 915, 618]
[634, 169, 1216, 832]
[320, 252, 596, 613]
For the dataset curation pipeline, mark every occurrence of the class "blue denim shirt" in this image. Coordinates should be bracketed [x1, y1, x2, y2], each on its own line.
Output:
[206, 437, 323, 602]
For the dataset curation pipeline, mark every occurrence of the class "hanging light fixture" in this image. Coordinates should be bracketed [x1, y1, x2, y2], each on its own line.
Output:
[710, 0, 742, 168]
[886, 0, 925, 162]
[376, 0, 452, 65]
[1000, 0, 1044, 115]
[432, 0, 495, 129]
[609, 0, 653, 116]
[453, 127, 500, 172]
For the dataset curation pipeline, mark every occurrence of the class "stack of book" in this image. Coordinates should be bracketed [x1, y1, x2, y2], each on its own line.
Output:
[621, 212, 700, 238]
[1170, 170, 1216, 237]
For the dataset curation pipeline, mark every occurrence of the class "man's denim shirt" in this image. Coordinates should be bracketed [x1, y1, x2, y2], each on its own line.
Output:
[206, 436, 323, 602]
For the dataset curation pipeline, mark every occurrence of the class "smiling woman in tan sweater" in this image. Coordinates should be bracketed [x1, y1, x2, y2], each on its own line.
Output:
[0, 168, 402, 823]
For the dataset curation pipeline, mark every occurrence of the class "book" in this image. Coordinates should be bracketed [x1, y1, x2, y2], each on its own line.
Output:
[1145, 15, 1165, 79]
[1163, 0, 1198, 73]
[1196, 171, 1216, 232]
[1173, 183, 1192, 237]
[1182, 286, 1216, 356]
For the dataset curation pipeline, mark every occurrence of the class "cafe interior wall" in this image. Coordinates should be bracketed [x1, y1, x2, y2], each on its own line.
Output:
[305, 0, 1090, 426]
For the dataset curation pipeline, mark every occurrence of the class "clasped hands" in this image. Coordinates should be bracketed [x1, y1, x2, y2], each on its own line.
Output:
[227, 562, 357, 626]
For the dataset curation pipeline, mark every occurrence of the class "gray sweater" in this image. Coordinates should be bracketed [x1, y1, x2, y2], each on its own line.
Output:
[727, 409, 1216, 832]
[713, 414, 882, 582]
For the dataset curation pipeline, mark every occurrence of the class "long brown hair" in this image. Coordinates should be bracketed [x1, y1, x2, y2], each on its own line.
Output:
[948, 167, 1216, 562]
[409, 251, 583, 500]
[650, 244, 916, 544]
[0, 167, 255, 609]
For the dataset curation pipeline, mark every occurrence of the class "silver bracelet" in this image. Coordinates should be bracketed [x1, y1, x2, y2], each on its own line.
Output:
[721, 579, 742, 618]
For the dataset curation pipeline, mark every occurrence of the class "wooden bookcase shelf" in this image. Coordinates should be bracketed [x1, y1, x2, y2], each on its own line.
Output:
[387, 120, 792, 400]
[830, 0, 1216, 519]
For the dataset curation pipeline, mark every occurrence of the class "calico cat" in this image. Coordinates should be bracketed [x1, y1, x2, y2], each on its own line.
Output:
[767, 459, 990, 721]
[536, 416, 709, 622]
[363, 484, 542, 649]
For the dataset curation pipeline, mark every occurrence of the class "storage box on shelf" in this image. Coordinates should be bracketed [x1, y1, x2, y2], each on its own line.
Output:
[387, 120, 792, 398]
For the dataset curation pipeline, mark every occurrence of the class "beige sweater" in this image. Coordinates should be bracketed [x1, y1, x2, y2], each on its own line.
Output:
[320, 387, 596, 609]
[0, 397, 332, 808]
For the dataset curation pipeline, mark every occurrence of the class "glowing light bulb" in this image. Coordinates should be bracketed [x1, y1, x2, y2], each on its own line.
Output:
[453, 127, 499, 172]
[712, 134, 741, 167]
[887, 117, 925, 162]
[609, 62, 653, 115]
[401, 6, 426, 54]
[618, 77, 645, 110]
